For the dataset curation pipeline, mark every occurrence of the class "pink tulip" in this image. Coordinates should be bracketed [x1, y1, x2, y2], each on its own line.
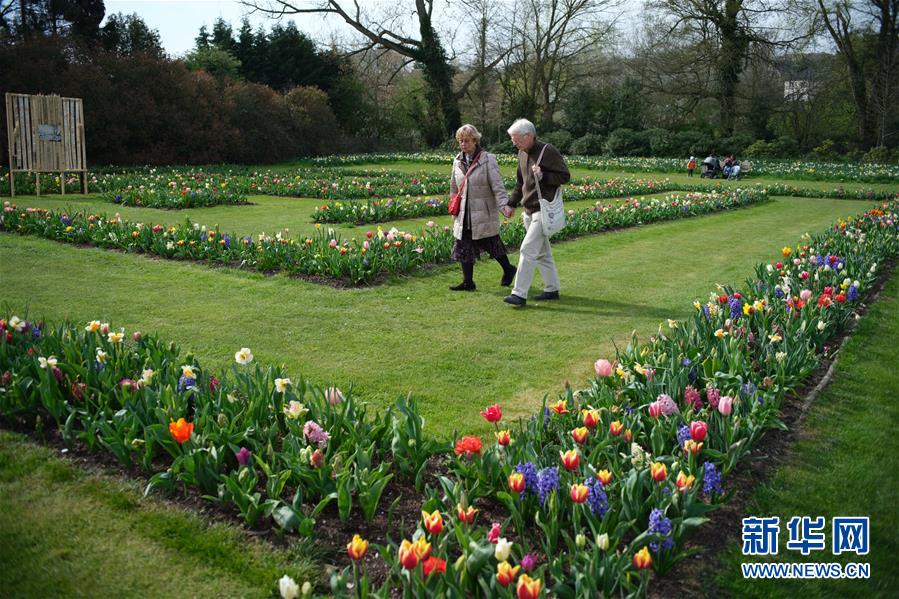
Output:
[690, 420, 708, 442]
[718, 396, 734, 416]
[648, 401, 662, 418]
[800, 289, 812, 301]
[594, 359, 613, 377]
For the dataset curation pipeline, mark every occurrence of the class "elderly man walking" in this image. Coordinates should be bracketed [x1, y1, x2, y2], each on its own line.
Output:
[501, 119, 571, 307]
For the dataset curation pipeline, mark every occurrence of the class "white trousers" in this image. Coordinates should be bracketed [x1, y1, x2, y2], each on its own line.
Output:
[512, 210, 560, 298]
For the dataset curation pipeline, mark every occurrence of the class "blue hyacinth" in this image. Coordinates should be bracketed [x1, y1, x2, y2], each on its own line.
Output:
[648, 508, 674, 553]
[703, 461, 724, 495]
[222, 234, 231, 249]
[178, 374, 197, 392]
[775, 287, 785, 299]
[677, 425, 691, 448]
[848, 284, 859, 302]
[516, 462, 539, 497]
[729, 297, 742, 319]
[31, 326, 41, 340]
[536, 466, 559, 506]
[585, 477, 608, 516]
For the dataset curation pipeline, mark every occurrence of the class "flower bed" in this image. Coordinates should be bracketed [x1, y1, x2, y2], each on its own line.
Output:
[2, 202, 896, 597]
[1, 190, 770, 285]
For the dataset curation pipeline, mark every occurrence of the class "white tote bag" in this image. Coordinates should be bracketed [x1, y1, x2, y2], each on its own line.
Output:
[534, 145, 565, 237]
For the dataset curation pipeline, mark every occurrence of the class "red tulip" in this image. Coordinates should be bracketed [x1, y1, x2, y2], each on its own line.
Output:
[480, 403, 503, 423]
[560, 449, 580, 471]
[690, 420, 708, 442]
[169, 418, 193, 444]
[609, 420, 624, 436]
[570, 483, 589, 504]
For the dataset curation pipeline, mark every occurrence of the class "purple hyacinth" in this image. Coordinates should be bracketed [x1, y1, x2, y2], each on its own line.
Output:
[729, 297, 742, 319]
[585, 477, 608, 516]
[222, 234, 231, 249]
[31, 326, 41, 340]
[536, 466, 559, 506]
[702, 305, 710, 319]
[516, 462, 539, 496]
[648, 508, 674, 553]
[706, 385, 720, 409]
[848, 284, 859, 302]
[775, 287, 785, 299]
[703, 461, 724, 495]
[676, 425, 691, 448]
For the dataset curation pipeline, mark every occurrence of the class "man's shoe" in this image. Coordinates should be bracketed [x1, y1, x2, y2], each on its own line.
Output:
[500, 267, 517, 287]
[449, 281, 476, 291]
[503, 294, 527, 306]
[534, 290, 559, 301]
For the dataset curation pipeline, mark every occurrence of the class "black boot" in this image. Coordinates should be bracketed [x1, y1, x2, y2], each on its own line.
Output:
[496, 254, 516, 286]
[450, 262, 476, 291]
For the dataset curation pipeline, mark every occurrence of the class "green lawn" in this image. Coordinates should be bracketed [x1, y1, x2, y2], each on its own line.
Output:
[712, 269, 899, 598]
[0, 430, 316, 598]
[0, 196, 873, 436]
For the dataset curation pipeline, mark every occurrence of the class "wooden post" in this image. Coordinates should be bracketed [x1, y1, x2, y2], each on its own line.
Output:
[7, 168, 13, 197]
[61, 171, 66, 195]
[35, 172, 40, 196]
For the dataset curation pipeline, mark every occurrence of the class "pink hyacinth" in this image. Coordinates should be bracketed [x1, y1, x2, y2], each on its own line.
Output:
[303, 420, 331, 447]
[684, 385, 702, 410]
[706, 385, 721, 409]
[658, 394, 678, 416]
[594, 359, 613, 377]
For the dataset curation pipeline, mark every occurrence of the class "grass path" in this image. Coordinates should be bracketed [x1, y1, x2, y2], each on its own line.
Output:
[0, 430, 315, 598]
[0, 196, 872, 436]
[712, 269, 899, 598]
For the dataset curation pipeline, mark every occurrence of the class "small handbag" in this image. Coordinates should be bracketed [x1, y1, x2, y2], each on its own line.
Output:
[534, 145, 565, 237]
[449, 150, 483, 216]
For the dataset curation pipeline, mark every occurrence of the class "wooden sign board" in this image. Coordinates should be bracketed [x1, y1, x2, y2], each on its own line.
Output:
[5, 92, 88, 196]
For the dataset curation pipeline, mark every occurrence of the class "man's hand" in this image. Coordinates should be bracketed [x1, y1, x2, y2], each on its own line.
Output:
[531, 164, 543, 180]
[502, 206, 514, 218]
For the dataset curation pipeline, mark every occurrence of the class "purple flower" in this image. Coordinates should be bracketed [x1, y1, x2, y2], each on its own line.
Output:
[235, 447, 251, 466]
[658, 394, 678, 416]
[303, 420, 331, 447]
[729, 297, 742, 320]
[684, 385, 702, 410]
[585, 477, 608, 516]
[222, 234, 231, 249]
[516, 462, 539, 496]
[177, 374, 196, 391]
[520, 553, 539, 572]
[848, 284, 859, 302]
[703, 461, 723, 496]
[536, 466, 559, 506]
[648, 507, 674, 553]
[677, 425, 691, 448]
[706, 385, 720, 409]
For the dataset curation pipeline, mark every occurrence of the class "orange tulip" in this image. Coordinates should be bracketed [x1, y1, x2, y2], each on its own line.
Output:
[683, 439, 703, 455]
[650, 462, 668, 482]
[560, 449, 580, 471]
[516, 574, 543, 599]
[169, 418, 193, 444]
[549, 400, 569, 415]
[570, 483, 589, 504]
[624, 428, 633, 443]
[347, 534, 368, 560]
[571, 427, 589, 444]
[676, 471, 695, 492]
[456, 503, 478, 524]
[422, 556, 446, 578]
[496, 430, 512, 446]
[609, 420, 624, 436]
[633, 546, 653, 569]
[496, 561, 521, 587]
[596, 469, 613, 486]
[398, 539, 420, 569]
[582, 409, 600, 429]
[422, 510, 444, 536]
[508, 472, 526, 494]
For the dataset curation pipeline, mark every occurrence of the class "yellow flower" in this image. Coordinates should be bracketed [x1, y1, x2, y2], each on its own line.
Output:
[714, 329, 727, 338]
[85, 320, 101, 332]
[107, 331, 124, 344]
[181, 364, 197, 378]
[768, 334, 782, 343]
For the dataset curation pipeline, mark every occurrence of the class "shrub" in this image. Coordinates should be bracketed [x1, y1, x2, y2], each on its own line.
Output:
[717, 133, 754, 156]
[542, 130, 574, 153]
[487, 140, 517, 155]
[604, 128, 647, 156]
[811, 139, 839, 161]
[642, 128, 674, 157]
[569, 133, 605, 156]
[743, 139, 775, 158]
[285, 86, 340, 156]
[862, 145, 891, 164]
[671, 131, 710, 157]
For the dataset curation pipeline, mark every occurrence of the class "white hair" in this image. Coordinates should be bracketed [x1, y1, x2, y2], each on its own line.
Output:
[507, 118, 536, 137]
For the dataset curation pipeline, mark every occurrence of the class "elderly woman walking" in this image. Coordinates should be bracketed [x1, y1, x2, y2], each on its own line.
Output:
[448, 124, 517, 291]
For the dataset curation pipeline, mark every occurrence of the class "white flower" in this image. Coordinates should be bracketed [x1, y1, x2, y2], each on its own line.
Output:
[181, 365, 197, 378]
[85, 320, 102, 332]
[283, 400, 308, 420]
[768, 334, 782, 343]
[107, 331, 124, 344]
[596, 533, 610, 551]
[817, 320, 826, 331]
[301, 581, 312, 597]
[667, 319, 678, 329]
[139, 369, 155, 385]
[96, 349, 107, 364]
[234, 347, 254, 365]
[38, 356, 58, 369]
[275, 377, 292, 393]
[494, 538, 513, 562]
[279, 575, 300, 599]
[776, 351, 787, 362]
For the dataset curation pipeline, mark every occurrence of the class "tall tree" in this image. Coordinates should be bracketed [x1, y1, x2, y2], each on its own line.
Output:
[241, 0, 506, 144]
[816, 0, 898, 148]
[653, 0, 810, 135]
[100, 12, 163, 57]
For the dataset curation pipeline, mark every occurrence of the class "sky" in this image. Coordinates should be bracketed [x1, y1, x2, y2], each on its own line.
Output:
[103, 0, 431, 56]
[104, 1, 344, 56]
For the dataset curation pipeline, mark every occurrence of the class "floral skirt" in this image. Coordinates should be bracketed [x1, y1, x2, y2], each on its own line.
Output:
[451, 229, 507, 263]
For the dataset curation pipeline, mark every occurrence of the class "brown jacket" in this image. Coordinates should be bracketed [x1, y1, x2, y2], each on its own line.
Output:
[450, 151, 509, 240]
[508, 140, 570, 214]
